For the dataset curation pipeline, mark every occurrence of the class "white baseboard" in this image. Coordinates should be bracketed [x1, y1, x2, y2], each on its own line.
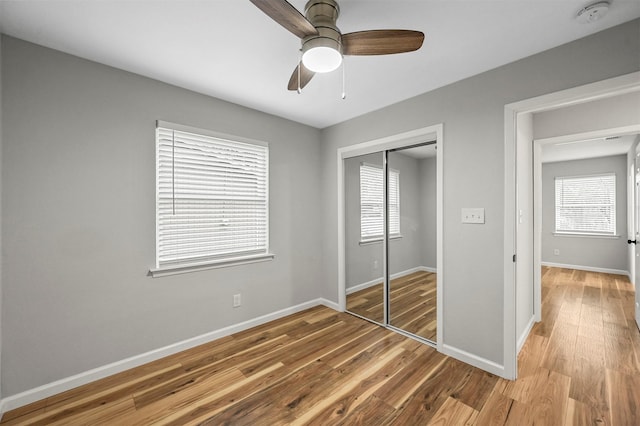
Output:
[346, 276, 382, 295]
[318, 297, 340, 312]
[441, 343, 506, 378]
[541, 261, 628, 276]
[345, 266, 436, 295]
[391, 266, 436, 278]
[517, 315, 536, 354]
[0, 298, 339, 415]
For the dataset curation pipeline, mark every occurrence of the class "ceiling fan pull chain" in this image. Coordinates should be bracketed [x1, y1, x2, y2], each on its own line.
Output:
[341, 58, 346, 100]
[297, 50, 302, 94]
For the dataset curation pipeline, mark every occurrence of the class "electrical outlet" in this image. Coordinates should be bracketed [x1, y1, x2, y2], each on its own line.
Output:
[233, 293, 241, 308]
[554, 249, 560, 256]
[373, 260, 379, 269]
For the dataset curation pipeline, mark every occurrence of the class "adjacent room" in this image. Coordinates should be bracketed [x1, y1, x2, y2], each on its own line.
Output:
[0, 1, 638, 424]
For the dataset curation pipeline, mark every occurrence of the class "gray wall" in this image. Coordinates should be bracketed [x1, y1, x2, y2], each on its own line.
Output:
[534, 91, 640, 140]
[1, 36, 323, 396]
[516, 113, 534, 349]
[419, 157, 437, 269]
[344, 152, 425, 288]
[320, 20, 640, 365]
[541, 155, 628, 271]
[388, 152, 424, 277]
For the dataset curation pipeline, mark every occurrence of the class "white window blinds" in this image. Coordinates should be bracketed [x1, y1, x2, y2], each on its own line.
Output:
[156, 125, 268, 268]
[555, 174, 615, 235]
[360, 164, 400, 240]
[388, 170, 400, 236]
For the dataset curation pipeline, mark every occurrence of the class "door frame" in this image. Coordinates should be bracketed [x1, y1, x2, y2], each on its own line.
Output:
[635, 143, 640, 330]
[504, 71, 640, 380]
[337, 123, 444, 348]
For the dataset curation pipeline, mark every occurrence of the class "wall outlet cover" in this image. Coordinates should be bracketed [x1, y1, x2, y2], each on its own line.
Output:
[462, 208, 485, 224]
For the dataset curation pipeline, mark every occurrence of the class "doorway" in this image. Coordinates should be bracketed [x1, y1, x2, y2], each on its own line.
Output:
[505, 71, 640, 379]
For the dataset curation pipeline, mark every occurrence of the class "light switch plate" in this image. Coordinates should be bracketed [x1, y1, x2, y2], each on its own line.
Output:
[462, 208, 485, 224]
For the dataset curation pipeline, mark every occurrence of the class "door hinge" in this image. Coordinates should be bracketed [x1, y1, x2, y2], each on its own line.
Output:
[513, 254, 517, 263]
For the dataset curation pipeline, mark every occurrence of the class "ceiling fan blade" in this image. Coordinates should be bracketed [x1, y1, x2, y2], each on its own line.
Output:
[287, 62, 315, 91]
[342, 30, 425, 56]
[250, 0, 318, 39]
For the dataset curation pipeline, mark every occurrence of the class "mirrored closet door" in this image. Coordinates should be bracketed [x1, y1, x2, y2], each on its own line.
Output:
[344, 141, 438, 344]
[344, 152, 385, 325]
[387, 144, 437, 342]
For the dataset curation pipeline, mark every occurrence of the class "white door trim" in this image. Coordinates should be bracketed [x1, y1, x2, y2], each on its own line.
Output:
[504, 71, 640, 380]
[635, 141, 640, 330]
[337, 123, 444, 348]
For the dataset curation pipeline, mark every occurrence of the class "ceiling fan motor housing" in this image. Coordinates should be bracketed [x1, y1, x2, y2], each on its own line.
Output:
[302, 0, 342, 56]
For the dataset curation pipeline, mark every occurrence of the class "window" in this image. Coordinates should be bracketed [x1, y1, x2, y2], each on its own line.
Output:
[555, 173, 616, 235]
[360, 164, 400, 241]
[154, 122, 269, 272]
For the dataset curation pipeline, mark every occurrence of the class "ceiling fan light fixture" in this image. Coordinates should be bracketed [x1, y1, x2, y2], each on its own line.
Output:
[302, 44, 342, 73]
[302, 37, 342, 73]
[250, 0, 425, 90]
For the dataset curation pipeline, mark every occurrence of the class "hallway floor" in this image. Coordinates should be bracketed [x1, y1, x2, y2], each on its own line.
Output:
[506, 267, 640, 424]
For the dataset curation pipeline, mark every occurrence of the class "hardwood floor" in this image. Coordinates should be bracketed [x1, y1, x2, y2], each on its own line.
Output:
[2, 267, 638, 425]
[523, 266, 640, 425]
[346, 270, 437, 341]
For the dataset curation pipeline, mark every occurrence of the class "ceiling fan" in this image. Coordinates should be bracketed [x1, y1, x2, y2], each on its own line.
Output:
[249, 0, 425, 91]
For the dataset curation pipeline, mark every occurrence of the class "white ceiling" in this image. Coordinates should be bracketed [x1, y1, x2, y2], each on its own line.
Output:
[1, 0, 639, 129]
[541, 134, 637, 163]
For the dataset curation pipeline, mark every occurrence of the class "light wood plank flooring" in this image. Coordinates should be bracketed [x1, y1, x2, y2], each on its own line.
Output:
[2, 267, 638, 425]
[346, 270, 437, 341]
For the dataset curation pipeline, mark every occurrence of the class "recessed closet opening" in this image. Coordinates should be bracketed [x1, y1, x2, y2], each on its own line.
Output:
[337, 124, 443, 348]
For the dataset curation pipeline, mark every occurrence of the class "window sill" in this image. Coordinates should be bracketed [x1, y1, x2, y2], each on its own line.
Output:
[149, 253, 275, 277]
[359, 235, 403, 246]
[552, 232, 620, 239]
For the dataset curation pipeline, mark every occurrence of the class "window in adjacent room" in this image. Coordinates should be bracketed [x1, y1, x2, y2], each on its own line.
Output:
[360, 163, 400, 242]
[554, 173, 616, 236]
[153, 121, 271, 274]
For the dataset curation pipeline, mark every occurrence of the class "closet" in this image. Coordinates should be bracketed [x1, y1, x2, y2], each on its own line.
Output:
[342, 138, 440, 345]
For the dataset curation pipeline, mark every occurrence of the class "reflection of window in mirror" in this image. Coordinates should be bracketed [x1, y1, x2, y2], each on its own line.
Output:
[359, 163, 400, 243]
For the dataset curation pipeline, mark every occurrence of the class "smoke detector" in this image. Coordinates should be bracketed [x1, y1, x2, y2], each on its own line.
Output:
[576, 2, 610, 24]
